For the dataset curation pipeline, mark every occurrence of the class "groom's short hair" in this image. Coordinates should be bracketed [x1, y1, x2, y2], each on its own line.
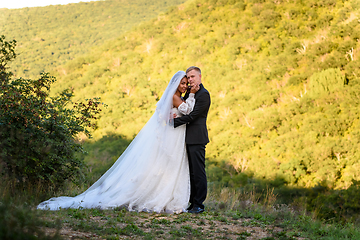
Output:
[186, 66, 201, 74]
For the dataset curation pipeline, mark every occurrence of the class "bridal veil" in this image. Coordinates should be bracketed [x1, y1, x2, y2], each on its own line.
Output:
[37, 71, 190, 213]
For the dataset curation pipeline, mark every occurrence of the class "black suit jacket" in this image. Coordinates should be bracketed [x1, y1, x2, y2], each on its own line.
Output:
[174, 84, 210, 145]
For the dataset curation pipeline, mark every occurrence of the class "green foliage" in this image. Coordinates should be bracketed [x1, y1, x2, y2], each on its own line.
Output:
[308, 68, 345, 98]
[38, 0, 360, 195]
[286, 73, 309, 86]
[345, 60, 360, 84]
[0, 36, 103, 191]
[2, 0, 360, 223]
[0, 0, 186, 78]
[306, 180, 360, 222]
[259, 9, 281, 29]
[0, 201, 61, 239]
[316, 14, 334, 28]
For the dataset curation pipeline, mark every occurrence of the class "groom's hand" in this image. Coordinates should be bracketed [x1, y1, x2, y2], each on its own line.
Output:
[190, 84, 200, 93]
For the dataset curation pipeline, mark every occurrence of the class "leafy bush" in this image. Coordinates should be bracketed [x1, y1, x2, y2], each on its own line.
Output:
[286, 73, 309, 86]
[0, 201, 61, 239]
[316, 14, 334, 28]
[307, 180, 360, 222]
[308, 68, 345, 98]
[345, 60, 360, 84]
[259, 9, 281, 29]
[308, 41, 338, 56]
[0, 36, 104, 191]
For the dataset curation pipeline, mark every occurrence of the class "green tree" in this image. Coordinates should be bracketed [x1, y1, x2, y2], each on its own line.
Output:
[0, 36, 104, 191]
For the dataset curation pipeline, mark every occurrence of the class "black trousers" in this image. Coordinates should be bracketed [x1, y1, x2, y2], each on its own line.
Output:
[186, 144, 207, 209]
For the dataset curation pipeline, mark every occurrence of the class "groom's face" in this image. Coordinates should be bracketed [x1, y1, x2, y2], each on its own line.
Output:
[187, 69, 201, 87]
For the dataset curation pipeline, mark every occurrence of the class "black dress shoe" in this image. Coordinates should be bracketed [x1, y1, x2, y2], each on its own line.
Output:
[188, 206, 204, 214]
[186, 204, 194, 211]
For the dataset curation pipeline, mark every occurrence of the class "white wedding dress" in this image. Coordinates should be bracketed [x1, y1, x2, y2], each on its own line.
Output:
[37, 71, 194, 213]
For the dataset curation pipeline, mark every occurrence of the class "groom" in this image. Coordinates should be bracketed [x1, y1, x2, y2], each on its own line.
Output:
[174, 66, 211, 213]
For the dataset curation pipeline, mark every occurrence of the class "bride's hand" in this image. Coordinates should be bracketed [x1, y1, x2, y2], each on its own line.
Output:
[190, 84, 200, 93]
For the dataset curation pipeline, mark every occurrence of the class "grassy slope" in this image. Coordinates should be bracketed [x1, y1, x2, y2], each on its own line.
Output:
[46, 0, 360, 190]
[0, 0, 186, 78]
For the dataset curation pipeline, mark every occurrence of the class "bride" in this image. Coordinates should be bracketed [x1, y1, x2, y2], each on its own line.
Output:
[37, 71, 198, 213]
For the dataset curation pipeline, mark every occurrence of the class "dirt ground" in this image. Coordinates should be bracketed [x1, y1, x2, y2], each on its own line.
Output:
[42, 211, 307, 239]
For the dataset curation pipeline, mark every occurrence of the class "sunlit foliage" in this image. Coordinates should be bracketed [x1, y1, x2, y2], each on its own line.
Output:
[0, 0, 186, 78]
[39, 0, 360, 191]
[2, 0, 360, 221]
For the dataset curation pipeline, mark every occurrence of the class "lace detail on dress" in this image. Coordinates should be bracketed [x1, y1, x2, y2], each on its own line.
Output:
[178, 93, 195, 115]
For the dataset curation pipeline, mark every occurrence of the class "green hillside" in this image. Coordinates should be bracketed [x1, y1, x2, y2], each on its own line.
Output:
[2, 0, 360, 224]
[46, 0, 360, 193]
[0, 0, 186, 78]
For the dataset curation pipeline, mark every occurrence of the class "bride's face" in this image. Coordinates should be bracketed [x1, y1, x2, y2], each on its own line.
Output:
[178, 77, 189, 94]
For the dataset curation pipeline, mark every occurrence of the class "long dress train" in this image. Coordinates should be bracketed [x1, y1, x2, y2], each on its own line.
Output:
[37, 71, 193, 213]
